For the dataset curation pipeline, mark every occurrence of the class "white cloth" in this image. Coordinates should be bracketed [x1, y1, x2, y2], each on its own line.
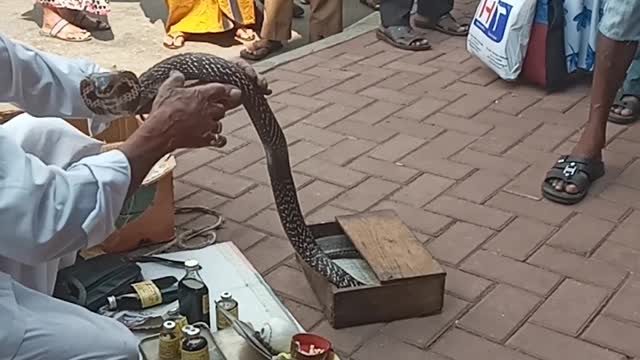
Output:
[0, 32, 135, 359]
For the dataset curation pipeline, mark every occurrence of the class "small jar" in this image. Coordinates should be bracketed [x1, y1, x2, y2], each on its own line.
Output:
[158, 320, 180, 360]
[215, 292, 239, 330]
[181, 325, 210, 360]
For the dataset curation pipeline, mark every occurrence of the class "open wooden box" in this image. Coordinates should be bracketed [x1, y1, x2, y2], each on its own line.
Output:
[297, 210, 446, 329]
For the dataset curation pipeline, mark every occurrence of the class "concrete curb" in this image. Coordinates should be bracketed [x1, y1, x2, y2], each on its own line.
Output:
[253, 12, 380, 74]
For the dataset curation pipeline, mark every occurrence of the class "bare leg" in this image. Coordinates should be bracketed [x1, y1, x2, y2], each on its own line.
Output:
[41, 6, 91, 41]
[551, 33, 637, 194]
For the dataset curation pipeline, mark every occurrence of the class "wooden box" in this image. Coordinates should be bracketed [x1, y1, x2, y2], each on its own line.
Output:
[297, 210, 446, 329]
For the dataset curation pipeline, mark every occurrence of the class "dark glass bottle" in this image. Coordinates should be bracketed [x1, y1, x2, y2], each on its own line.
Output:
[178, 259, 210, 326]
[106, 276, 179, 311]
[215, 292, 238, 330]
[181, 325, 210, 360]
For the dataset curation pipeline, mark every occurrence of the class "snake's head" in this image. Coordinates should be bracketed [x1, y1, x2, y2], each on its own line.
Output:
[80, 70, 141, 116]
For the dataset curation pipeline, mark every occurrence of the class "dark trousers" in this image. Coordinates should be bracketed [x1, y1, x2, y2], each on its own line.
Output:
[380, 0, 453, 27]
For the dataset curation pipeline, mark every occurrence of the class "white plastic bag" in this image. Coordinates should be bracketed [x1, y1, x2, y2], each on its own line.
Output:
[466, 0, 537, 80]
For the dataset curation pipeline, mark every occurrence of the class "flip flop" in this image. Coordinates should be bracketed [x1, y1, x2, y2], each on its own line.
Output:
[163, 33, 185, 49]
[240, 40, 283, 61]
[40, 19, 92, 42]
[293, 4, 305, 18]
[414, 13, 469, 36]
[541, 155, 605, 205]
[72, 11, 111, 31]
[608, 90, 640, 124]
[376, 26, 431, 51]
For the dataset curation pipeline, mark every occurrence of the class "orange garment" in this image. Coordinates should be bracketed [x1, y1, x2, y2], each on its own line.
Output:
[165, 0, 255, 36]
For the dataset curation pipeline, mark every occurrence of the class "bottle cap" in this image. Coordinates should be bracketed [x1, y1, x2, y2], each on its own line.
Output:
[221, 291, 232, 300]
[163, 320, 177, 331]
[185, 259, 199, 269]
[183, 325, 201, 337]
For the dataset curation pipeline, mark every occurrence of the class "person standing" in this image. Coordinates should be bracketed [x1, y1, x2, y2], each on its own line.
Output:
[376, 0, 468, 51]
[37, 0, 111, 42]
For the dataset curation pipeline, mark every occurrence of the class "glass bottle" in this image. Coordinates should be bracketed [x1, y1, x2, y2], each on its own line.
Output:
[181, 325, 210, 360]
[178, 259, 210, 326]
[215, 292, 238, 330]
[106, 276, 179, 311]
[167, 307, 189, 341]
[158, 320, 180, 360]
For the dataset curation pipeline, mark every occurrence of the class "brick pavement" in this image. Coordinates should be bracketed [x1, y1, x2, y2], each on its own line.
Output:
[175, 24, 640, 360]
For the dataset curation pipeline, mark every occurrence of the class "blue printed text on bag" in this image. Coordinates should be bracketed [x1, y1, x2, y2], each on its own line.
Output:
[473, 0, 514, 43]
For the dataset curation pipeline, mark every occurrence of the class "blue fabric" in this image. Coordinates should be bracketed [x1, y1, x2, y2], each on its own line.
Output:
[563, 0, 604, 74]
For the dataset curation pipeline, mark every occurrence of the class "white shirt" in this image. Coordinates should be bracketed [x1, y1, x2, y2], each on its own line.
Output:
[0, 32, 132, 294]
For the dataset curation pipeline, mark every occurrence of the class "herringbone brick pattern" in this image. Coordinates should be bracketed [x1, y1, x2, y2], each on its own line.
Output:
[176, 13, 640, 360]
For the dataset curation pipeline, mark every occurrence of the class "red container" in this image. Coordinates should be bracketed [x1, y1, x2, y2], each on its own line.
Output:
[290, 333, 333, 360]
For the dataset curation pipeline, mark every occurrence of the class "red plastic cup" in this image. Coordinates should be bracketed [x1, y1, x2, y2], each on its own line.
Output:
[290, 333, 334, 360]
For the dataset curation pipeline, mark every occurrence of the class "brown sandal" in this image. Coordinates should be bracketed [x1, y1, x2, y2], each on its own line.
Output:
[39, 19, 92, 42]
[415, 13, 469, 36]
[240, 39, 283, 61]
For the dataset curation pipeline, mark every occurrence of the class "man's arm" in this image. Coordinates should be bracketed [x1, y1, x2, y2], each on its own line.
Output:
[0, 33, 112, 127]
[0, 127, 131, 265]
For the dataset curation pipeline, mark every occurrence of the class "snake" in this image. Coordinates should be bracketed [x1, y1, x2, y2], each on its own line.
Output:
[79, 53, 363, 288]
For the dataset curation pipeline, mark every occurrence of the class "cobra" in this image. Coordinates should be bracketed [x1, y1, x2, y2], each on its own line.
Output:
[80, 53, 363, 288]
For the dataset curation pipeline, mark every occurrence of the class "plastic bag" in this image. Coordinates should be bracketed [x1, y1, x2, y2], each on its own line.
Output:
[466, 0, 537, 80]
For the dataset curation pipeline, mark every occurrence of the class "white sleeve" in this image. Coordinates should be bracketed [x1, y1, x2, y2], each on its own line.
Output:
[0, 32, 114, 130]
[0, 127, 131, 265]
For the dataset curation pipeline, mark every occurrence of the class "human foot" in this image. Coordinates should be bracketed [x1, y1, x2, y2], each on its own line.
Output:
[235, 27, 256, 42]
[609, 93, 640, 124]
[240, 39, 283, 61]
[414, 13, 469, 36]
[57, 8, 111, 31]
[163, 33, 185, 49]
[41, 8, 92, 42]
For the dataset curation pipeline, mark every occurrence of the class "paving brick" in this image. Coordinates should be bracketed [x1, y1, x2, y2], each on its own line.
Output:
[461, 250, 561, 296]
[303, 66, 358, 80]
[265, 69, 317, 84]
[332, 177, 399, 211]
[328, 119, 397, 142]
[174, 181, 199, 201]
[306, 205, 354, 224]
[473, 109, 542, 131]
[570, 121, 627, 145]
[237, 161, 312, 190]
[315, 138, 376, 165]
[349, 156, 420, 183]
[372, 201, 453, 235]
[484, 217, 553, 260]
[401, 155, 474, 180]
[535, 92, 586, 113]
[184, 167, 255, 198]
[424, 113, 494, 136]
[281, 298, 324, 329]
[461, 67, 499, 86]
[432, 328, 538, 360]
[284, 123, 345, 146]
[217, 185, 273, 222]
[271, 92, 329, 111]
[527, 246, 627, 290]
[448, 169, 511, 203]
[530, 278, 608, 336]
[215, 220, 266, 251]
[269, 79, 301, 95]
[280, 54, 327, 72]
[486, 192, 573, 226]
[297, 180, 345, 214]
[245, 237, 294, 274]
[347, 101, 404, 125]
[321, 53, 366, 69]
[316, 89, 376, 109]
[369, 133, 427, 162]
[508, 323, 625, 360]
[459, 284, 541, 342]
[247, 208, 287, 238]
[573, 197, 629, 223]
[604, 276, 640, 324]
[383, 60, 440, 76]
[209, 143, 264, 173]
[583, 316, 640, 358]
[302, 103, 358, 128]
[599, 184, 640, 209]
[291, 77, 343, 97]
[377, 116, 444, 140]
[442, 93, 498, 118]
[547, 214, 615, 255]
[398, 50, 447, 65]
[490, 93, 542, 115]
[264, 266, 322, 309]
[415, 131, 479, 160]
[334, 72, 390, 93]
[270, 105, 315, 128]
[360, 86, 419, 105]
[296, 157, 367, 187]
[594, 241, 640, 273]
[446, 82, 508, 101]
[353, 334, 442, 360]
[427, 222, 493, 265]
[402, 70, 462, 95]
[391, 173, 455, 207]
[377, 71, 427, 90]
[503, 161, 555, 200]
[441, 265, 493, 302]
[608, 211, 640, 250]
[311, 320, 384, 355]
[520, 123, 576, 152]
[452, 149, 528, 177]
[381, 295, 468, 346]
[394, 97, 449, 120]
[285, 140, 326, 166]
[358, 50, 406, 67]
[426, 196, 513, 230]
[174, 148, 222, 177]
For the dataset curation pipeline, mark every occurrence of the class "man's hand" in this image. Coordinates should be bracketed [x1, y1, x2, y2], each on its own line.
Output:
[231, 58, 271, 95]
[119, 72, 242, 197]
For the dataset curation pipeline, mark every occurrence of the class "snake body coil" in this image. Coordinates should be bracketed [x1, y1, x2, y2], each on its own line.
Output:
[80, 53, 362, 288]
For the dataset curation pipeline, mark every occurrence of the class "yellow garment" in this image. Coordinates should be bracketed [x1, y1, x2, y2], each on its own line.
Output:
[166, 0, 256, 36]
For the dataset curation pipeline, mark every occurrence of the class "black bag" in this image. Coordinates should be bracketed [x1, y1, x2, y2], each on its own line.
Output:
[53, 254, 188, 312]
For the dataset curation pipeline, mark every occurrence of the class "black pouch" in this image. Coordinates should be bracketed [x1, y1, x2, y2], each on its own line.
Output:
[53, 254, 188, 312]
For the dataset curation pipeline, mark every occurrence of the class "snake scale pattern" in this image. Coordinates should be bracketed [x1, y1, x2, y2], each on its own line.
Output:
[80, 53, 363, 288]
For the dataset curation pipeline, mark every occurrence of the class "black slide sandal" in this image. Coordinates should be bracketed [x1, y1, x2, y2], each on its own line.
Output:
[376, 26, 431, 51]
[541, 155, 605, 205]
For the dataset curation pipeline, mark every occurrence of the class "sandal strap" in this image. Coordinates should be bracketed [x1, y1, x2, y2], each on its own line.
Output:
[546, 156, 602, 189]
[50, 19, 71, 37]
[383, 26, 428, 44]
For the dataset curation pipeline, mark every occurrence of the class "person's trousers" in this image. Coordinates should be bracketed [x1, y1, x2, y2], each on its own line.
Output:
[380, 0, 453, 27]
[622, 50, 640, 95]
[260, 0, 342, 42]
